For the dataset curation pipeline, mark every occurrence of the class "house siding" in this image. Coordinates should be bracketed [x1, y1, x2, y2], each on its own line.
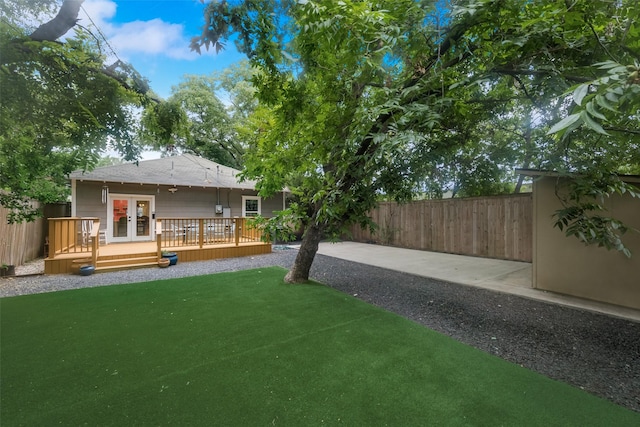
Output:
[75, 181, 110, 223]
[74, 181, 285, 220]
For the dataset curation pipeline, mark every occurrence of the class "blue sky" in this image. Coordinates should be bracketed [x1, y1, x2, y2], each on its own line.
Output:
[80, 0, 246, 99]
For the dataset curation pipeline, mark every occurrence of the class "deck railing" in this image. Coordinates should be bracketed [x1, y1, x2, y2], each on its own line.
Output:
[158, 217, 264, 249]
[48, 217, 265, 265]
[48, 217, 101, 259]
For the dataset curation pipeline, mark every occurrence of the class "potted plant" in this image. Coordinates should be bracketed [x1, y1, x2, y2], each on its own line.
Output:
[0, 238, 15, 277]
[161, 251, 178, 266]
[158, 258, 170, 268]
[79, 265, 95, 276]
[1, 263, 15, 277]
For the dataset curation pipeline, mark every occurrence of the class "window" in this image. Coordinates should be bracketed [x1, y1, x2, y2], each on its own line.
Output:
[242, 196, 261, 217]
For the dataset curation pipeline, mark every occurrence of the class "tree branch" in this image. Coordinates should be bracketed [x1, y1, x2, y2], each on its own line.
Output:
[491, 67, 592, 83]
[30, 0, 84, 41]
[587, 22, 617, 62]
[18, 0, 161, 104]
[603, 127, 640, 135]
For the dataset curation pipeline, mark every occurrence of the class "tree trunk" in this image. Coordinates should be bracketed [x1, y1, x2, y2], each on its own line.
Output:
[514, 110, 533, 194]
[284, 223, 324, 284]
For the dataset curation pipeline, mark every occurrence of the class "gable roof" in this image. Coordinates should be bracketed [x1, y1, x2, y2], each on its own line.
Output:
[69, 154, 257, 190]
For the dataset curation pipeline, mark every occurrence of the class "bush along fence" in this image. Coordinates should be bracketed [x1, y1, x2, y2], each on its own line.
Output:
[0, 202, 46, 269]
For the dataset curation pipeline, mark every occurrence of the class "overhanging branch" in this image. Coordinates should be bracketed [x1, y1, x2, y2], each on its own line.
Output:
[22, 0, 160, 103]
[30, 0, 84, 41]
[491, 67, 591, 83]
[604, 127, 640, 135]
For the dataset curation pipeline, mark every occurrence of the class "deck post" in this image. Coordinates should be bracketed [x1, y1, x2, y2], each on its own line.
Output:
[156, 219, 163, 259]
[198, 218, 204, 248]
[235, 218, 241, 246]
[90, 219, 99, 267]
[48, 219, 57, 259]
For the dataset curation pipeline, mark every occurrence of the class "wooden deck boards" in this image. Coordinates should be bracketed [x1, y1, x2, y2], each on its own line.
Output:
[44, 240, 272, 274]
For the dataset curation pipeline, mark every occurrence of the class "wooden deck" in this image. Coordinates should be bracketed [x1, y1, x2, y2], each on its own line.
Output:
[44, 240, 272, 274]
[45, 217, 272, 274]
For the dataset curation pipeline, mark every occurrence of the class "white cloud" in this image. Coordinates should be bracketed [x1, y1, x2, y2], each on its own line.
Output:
[109, 18, 196, 59]
[80, 0, 117, 23]
[80, 0, 210, 61]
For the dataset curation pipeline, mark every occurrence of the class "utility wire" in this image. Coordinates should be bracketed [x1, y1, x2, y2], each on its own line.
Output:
[80, 5, 122, 63]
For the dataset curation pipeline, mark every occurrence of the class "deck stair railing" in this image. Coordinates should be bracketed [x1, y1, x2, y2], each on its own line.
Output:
[48, 217, 102, 258]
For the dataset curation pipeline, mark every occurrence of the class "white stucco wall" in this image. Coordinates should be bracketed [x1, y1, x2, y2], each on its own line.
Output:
[532, 177, 640, 310]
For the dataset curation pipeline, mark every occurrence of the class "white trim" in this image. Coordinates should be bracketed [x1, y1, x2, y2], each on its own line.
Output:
[242, 195, 261, 217]
[108, 194, 155, 242]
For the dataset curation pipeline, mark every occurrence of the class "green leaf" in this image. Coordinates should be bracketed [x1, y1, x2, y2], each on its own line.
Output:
[579, 111, 608, 135]
[547, 113, 581, 135]
[594, 94, 618, 112]
[572, 84, 589, 106]
[585, 101, 606, 120]
[594, 60, 621, 69]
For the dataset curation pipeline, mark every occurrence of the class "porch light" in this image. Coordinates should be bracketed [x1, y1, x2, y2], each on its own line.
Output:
[168, 187, 178, 193]
[101, 184, 109, 204]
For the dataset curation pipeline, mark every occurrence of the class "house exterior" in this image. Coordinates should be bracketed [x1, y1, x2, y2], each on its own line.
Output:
[69, 154, 286, 244]
[519, 170, 640, 310]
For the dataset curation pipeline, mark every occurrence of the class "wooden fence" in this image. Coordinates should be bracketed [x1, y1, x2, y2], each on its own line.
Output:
[0, 203, 46, 266]
[348, 193, 533, 262]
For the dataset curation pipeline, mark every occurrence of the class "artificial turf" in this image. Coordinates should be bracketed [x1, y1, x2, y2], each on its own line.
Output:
[1, 267, 638, 426]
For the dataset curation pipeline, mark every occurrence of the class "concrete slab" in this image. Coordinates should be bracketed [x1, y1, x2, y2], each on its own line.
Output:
[315, 241, 640, 322]
[318, 241, 531, 287]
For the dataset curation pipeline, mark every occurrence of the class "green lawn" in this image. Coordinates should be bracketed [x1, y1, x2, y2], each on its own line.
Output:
[1, 267, 637, 426]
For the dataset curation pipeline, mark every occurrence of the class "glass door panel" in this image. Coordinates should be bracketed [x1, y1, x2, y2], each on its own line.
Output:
[135, 200, 150, 238]
[112, 198, 129, 239]
[109, 195, 155, 243]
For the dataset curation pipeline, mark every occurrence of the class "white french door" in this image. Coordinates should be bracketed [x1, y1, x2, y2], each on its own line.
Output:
[108, 194, 155, 243]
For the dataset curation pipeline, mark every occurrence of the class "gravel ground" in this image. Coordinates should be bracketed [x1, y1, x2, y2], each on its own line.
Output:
[1, 249, 638, 413]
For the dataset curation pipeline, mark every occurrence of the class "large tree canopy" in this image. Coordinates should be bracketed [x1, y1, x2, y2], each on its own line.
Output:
[1, 0, 153, 222]
[139, 64, 258, 169]
[192, 0, 639, 282]
[169, 75, 244, 168]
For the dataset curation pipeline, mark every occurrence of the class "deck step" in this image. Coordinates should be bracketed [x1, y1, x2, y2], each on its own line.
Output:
[97, 255, 158, 268]
[95, 255, 160, 273]
[95, 261, 160, 273]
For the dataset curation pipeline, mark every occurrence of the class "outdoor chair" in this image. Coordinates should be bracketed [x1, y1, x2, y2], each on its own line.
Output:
[80, 219, 96, 246]
[98, 228, 107, 245]
[184, 223, 200, 244]
[80, 219, 107, 246]
[80, 220, 90, 245]
[171, 224, 186, 244]
[210, 223, 227, 242]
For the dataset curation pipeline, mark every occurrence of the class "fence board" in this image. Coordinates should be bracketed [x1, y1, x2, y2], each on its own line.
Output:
[0, 203, 45, 266]
[348, 194, 532, 262]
